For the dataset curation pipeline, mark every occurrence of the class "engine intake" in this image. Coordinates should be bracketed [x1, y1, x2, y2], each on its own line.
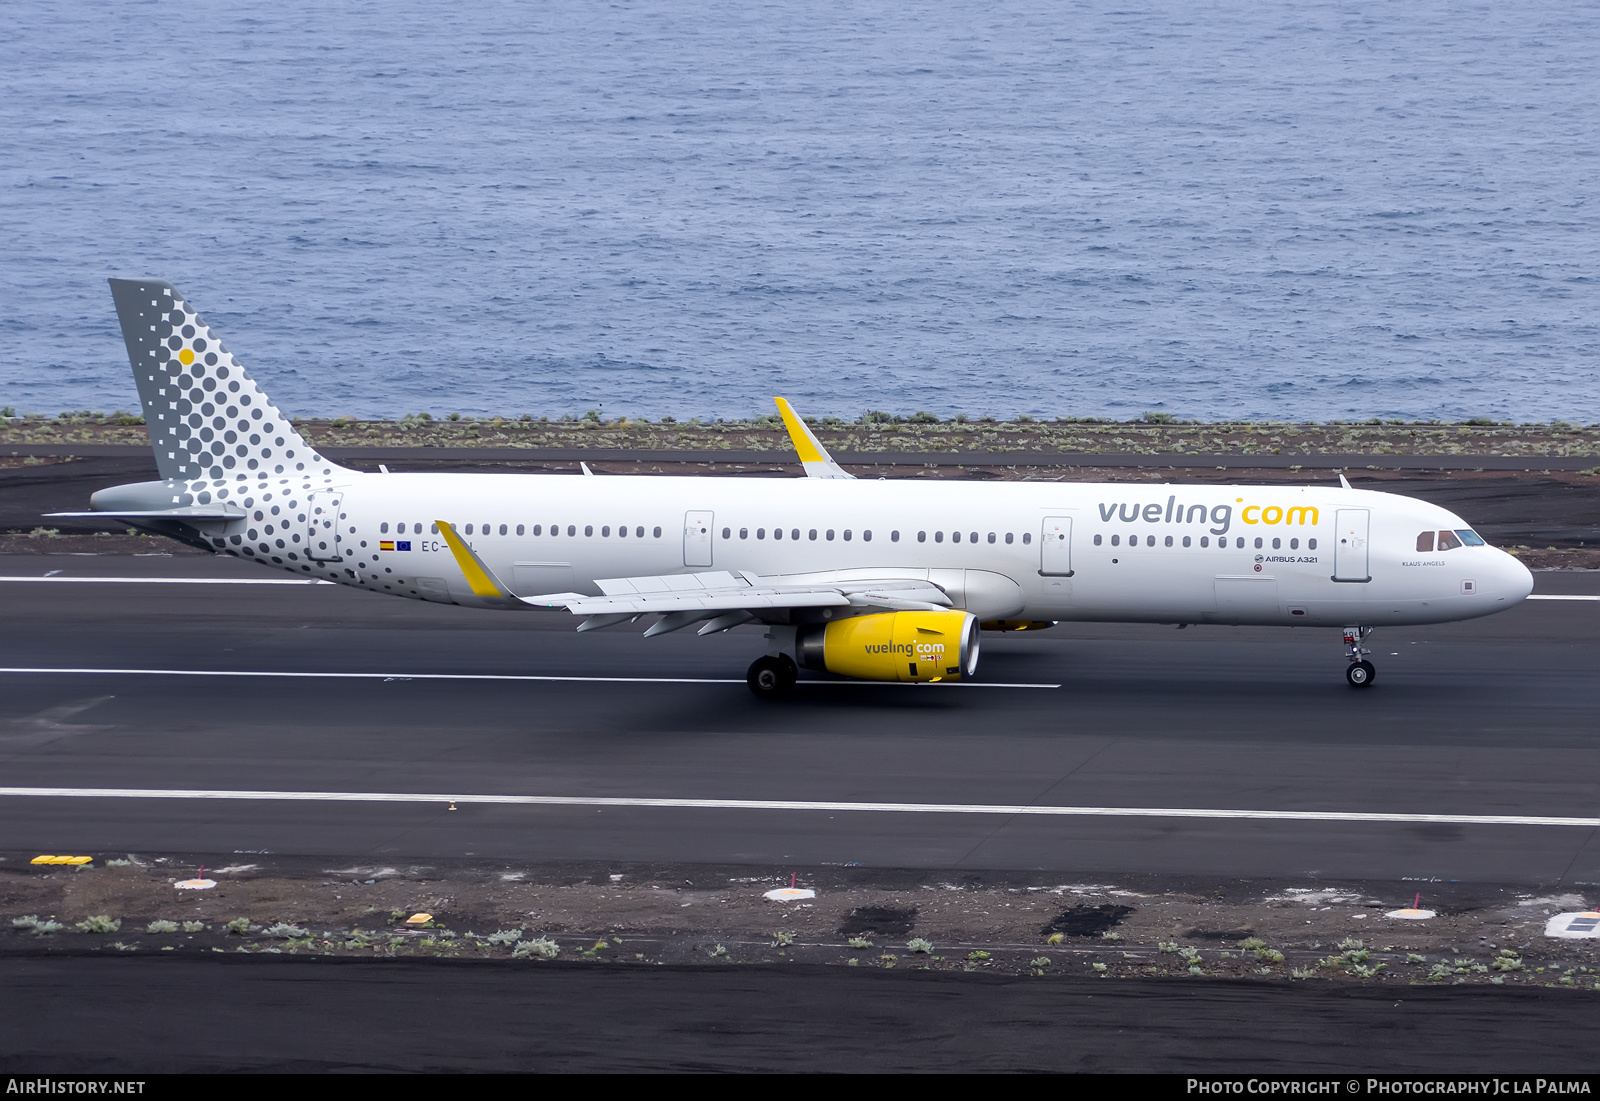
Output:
[797, 610, 980, 682]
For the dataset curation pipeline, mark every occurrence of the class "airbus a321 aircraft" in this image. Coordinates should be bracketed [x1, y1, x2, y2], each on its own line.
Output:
[56, 279, 1534, 696]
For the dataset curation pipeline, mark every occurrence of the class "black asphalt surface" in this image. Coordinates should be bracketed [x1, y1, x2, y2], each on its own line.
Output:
[2, 554, 1598, 885]
[5, 957, 1598, 1073]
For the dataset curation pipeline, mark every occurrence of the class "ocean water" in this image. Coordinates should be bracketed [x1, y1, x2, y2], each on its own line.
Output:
[2, 0, 1598, 424]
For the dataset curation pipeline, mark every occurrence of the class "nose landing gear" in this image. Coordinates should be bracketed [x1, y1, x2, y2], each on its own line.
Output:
[1343, 626, 1376, 688]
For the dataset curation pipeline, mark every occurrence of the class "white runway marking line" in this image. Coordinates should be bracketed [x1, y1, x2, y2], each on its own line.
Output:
[0, 576, 331, 585]
[0, 667, 1058, 689]
[0, 786, 1594, 828]
[1526, 594, 1600, 601]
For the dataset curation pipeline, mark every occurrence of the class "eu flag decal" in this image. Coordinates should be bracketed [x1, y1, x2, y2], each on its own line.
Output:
[396, 540, 412, 551]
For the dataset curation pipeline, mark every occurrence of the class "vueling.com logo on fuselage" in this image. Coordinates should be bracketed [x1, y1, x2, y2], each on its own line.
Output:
[1096, 495, 1319, 537]
[867, 641, 948, 657]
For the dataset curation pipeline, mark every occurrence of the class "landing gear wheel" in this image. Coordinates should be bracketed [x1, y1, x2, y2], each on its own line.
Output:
[1345, 660, 1376, 689]
[747, 654, 798, 698]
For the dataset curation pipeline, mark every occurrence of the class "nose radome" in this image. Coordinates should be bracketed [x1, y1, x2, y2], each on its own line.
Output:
[1498, 550, 1534, 603]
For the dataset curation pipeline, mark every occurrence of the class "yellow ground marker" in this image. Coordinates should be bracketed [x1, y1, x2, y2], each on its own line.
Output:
[31, 855, 92, 865]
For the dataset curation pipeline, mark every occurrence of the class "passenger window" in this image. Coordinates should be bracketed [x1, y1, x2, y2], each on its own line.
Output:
[567, 525, 576, 537]
[1110, 534, 1120, 547]
[826, 529, 835, 541]
[773, 528, 782, 540]
[636, 526, 644, 538]
[1417, 531, 1435, 552]
[380, 522, 389, 534]
[1253, 537, 1263, 549]
[653, 526, 662, 538]
[1457, 529, 1485, 546]
[1437, 530, 1462, 551]
[756, 528, 765, 539]
[1271, 537, 1280, 550]
[951, 532, 960, 543]
[585, 525, 594, 537]
[618, 525, 627, 537]
[863, 530, 872, 542]
[601, 526, 610, 537]
[500, 524, 509, 536]
[465, 524, 473, 535]
[1307, 538, 1317, 550]
[1005, 533, 1013, 544]
[917, 531, 926, 542]
[517, 524, 525, 536]
[891, 531, 900, 542]
[482, 523, 489, 534]
[1022, 533, 1031, 545]
[533, 525, 542, 536]
[791, 529, 800, 540]
[722, 527, 731, 539]
[1146, 535, 1155, 547]
[1200, 536, 1209, 547]
[1289, 537, 1297, 549]
[431, 523, 439, 534]
[934, 531, 944, 543]
[1094, 534, 1103, 546]
[987, 533, 996, 544]
[1164, 535, 1173, 547]
[843, 530, 851, 541]
[1182, 536, 1191, 547]
[739, 528, 748, 540]
[969, 532, 978, 543]
[810, 529, 818, 541]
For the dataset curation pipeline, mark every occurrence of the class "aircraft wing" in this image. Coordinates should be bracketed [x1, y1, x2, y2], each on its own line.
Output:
[531, 570, 951, 614]
[435, 520, 949, 632]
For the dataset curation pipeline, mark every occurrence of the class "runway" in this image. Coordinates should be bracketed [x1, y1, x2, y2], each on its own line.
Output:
[3, 553, 1598, 885]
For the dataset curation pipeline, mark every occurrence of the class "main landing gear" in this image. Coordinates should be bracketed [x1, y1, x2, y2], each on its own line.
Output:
[1343, 626, 1376, 689]
[747, 654, 798, 698]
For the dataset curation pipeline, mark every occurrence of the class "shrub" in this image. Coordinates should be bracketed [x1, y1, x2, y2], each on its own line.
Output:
[512, 936, 560, 960]
[905, 938, 933, 954]
[146, 920, 179, 934]
[76, 916, 120, 934]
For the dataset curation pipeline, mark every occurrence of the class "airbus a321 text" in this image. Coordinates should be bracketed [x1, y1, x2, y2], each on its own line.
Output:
[55, 279, 1534, 695]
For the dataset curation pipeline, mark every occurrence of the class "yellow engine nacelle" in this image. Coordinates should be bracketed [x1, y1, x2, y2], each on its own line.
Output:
[797, 610, 980, 683]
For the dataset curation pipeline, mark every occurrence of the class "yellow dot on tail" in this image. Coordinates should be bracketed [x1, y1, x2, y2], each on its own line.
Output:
[178, 348, 195, 366]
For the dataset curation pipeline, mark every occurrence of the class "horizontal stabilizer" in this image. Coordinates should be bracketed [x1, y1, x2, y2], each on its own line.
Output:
[45, 508, 247, 522]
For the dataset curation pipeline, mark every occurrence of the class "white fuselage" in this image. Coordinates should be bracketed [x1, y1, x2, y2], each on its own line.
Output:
[222, 472, 1534, 628]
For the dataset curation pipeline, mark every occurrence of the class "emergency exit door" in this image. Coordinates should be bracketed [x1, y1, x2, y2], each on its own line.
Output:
[683, 510, 714, 568]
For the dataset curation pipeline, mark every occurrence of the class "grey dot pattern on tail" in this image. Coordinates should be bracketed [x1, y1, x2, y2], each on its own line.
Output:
[111, 279, 347, 571]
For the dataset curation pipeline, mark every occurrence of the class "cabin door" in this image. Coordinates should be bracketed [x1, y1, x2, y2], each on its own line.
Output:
[307, 491, 343, 562]
[1333, 508, 1371, 582]
[1039, 516, 1074, 576]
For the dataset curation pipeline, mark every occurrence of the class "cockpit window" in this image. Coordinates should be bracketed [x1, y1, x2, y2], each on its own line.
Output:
[1416, 531, 1435, 553]
[1456, 529, 1486, 546]
[1436, 530, 1463, 551]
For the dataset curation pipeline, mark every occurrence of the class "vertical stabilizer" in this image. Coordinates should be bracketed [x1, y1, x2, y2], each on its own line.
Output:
[108, 278, 342, 483]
